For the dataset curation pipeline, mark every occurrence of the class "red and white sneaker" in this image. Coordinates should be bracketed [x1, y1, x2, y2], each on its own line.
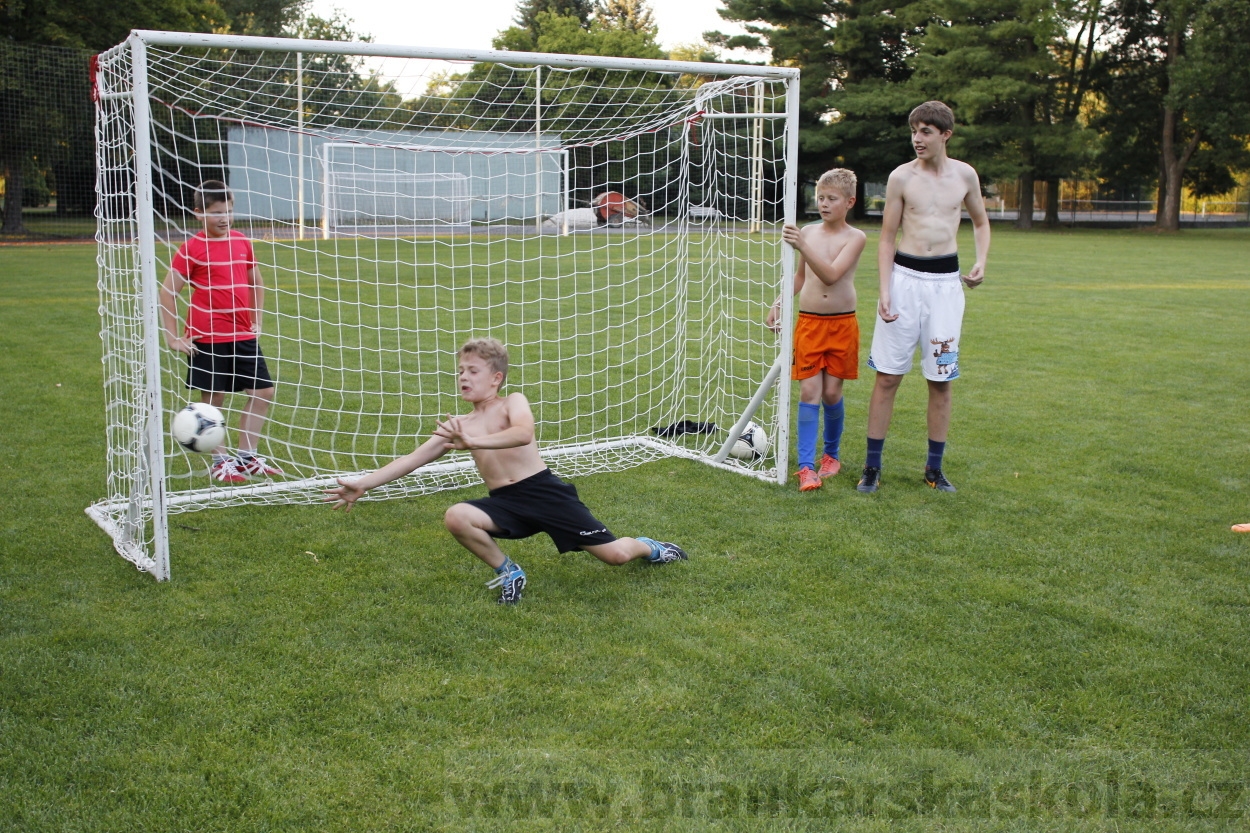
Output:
[817, 454, 842, 479]
[237, 455, 283, 477]
[211, 458, 248, 485]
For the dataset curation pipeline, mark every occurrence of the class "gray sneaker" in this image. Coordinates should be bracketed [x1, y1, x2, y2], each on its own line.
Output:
[857, 466, 881, 493]
[654, 542, 688, 563]
[924, 467, 956, 492]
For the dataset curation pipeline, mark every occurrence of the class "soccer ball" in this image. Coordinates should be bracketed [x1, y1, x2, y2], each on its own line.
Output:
[171, 402, 226, 453]
[730, 421, 770, 460]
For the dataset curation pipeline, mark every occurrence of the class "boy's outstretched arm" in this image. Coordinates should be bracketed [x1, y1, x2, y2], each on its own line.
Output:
[325, 434, 449, 511]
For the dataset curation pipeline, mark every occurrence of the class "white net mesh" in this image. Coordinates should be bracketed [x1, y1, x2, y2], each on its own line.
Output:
[90, 35, 797, 578]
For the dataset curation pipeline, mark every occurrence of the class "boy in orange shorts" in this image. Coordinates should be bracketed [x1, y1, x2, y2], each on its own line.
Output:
[766, 169, 867, 490]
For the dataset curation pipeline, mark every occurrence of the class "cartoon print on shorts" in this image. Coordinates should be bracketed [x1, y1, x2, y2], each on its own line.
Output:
[931, 337, 959, 376]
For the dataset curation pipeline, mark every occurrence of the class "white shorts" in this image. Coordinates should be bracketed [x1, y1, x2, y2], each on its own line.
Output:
[867, 263, 965, 380]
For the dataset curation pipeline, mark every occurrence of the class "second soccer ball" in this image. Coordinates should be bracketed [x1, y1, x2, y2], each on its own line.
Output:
[730, 421, 770, 460]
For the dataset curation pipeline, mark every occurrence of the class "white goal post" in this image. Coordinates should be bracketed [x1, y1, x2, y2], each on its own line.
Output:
[89, 30, 800, 580]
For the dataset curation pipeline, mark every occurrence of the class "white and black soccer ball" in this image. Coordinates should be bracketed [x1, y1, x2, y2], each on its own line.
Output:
[730, 420, 770, 460]
[171, 402, 226, 453]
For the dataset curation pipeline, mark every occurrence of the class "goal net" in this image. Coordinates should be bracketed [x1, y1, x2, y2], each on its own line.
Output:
[89, 32, 800, 579]
[323, 154, 473, 232]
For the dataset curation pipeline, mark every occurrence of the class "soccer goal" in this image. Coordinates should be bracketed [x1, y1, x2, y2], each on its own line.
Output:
[322, 152, 473, 233]
[89, 31, 800, 580]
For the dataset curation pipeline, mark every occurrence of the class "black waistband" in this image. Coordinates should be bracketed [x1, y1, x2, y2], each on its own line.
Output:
[895, 251, 959, 274]
[487, 467, 559, 497]
[798, 310, 856, 318]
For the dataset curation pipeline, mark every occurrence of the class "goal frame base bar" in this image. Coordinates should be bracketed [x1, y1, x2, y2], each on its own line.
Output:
[86, 437, 778, 579]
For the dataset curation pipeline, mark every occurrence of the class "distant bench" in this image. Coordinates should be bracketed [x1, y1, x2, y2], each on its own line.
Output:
[688, 206, 721, 222]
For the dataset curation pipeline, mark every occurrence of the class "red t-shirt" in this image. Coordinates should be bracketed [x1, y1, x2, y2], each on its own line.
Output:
[170, 230, 256, 343]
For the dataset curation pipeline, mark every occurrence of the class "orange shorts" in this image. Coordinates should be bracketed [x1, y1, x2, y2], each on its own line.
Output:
[791, 311, 859, 381]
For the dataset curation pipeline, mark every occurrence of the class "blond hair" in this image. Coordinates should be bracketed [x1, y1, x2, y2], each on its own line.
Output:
[460, 337, 509, 384]
[815, 168, 856, 199]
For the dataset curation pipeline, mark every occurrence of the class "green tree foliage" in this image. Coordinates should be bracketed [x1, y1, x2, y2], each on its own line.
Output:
[598, 0, 657, 34]
[217, 0, 307, 36]
[712, 0, 929, 215]
[1, 0, 312, 232]
[504, 0, 596, 48]
[0, 0, 306, 51]
[288, 12, 403, 129]
[717, 0, 1107, 227]
[141, 10, 396, 216]
[910, 0, 1101, 228]
[1097, 0, 1250, 230]
[0, 41, 93, 232]
[406, 2, 673, 211]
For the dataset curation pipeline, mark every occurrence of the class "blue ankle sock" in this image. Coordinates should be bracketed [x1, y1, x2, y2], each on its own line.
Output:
[637, 536, 662, 561]
[496, 556, 521, 575]
[822, 400, 845, 460]
[927, 439, 946, 471]
[797, 402, 819, 469]
[866, 437, 885, 470]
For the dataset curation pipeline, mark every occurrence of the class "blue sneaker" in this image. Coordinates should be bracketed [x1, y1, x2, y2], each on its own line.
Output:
[486, 563, 526, 604]
[638, 536, 687, 564]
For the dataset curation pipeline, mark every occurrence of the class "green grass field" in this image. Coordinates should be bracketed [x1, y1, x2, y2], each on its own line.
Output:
[3, 226, 1250, 831]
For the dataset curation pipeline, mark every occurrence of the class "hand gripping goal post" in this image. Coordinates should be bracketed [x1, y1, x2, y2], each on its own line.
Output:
[88, 31, 801, 579]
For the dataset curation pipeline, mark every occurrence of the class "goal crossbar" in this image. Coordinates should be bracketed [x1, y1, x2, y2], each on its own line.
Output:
[123, 30, 801, 79]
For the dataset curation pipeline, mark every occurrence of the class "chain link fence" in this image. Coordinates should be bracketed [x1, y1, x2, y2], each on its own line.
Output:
[1, 41, 96, 240]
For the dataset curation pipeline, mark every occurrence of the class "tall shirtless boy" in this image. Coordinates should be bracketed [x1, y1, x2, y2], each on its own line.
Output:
[858, 100, 991, 494]
[325, 337, 686, 604]
[767, 169, 866, 491]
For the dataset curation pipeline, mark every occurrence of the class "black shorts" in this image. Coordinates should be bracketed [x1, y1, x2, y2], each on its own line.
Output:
[464, 468, 617, 553]
[187, 338, 274, 393]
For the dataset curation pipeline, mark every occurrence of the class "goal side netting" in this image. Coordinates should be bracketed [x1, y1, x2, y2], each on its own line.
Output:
[89, 32, 799, 579]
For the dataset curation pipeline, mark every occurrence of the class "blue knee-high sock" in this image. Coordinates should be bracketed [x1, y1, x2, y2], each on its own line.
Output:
[927, 439, 946, 471]
[823, 400, 845, 460]
[797, 402, 819, 470]
[866, 437, 885, 470]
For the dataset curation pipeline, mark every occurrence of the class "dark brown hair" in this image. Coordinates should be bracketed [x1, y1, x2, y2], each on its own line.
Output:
[194, 180, 232, 212]
[908, 101, 955, 133]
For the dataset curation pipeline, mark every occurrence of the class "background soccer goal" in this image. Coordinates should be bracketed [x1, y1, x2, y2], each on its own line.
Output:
[89, 31, 800, 580]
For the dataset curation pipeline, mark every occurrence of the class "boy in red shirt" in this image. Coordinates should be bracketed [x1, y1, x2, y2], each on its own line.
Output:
[159, 180, 280, 484]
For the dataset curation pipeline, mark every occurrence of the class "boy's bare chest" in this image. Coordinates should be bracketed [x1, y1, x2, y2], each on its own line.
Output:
[462, 408, 509, 436]
[902, 173, 965, 216]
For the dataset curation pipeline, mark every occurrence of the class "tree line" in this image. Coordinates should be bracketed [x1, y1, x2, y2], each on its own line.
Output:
[709, 0, 1250, 230]
[2, 0, 347, 233]
[5, 0, 1246, 233]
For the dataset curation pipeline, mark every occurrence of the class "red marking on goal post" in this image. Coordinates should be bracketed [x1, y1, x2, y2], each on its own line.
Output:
[688, 111, 705, 146]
